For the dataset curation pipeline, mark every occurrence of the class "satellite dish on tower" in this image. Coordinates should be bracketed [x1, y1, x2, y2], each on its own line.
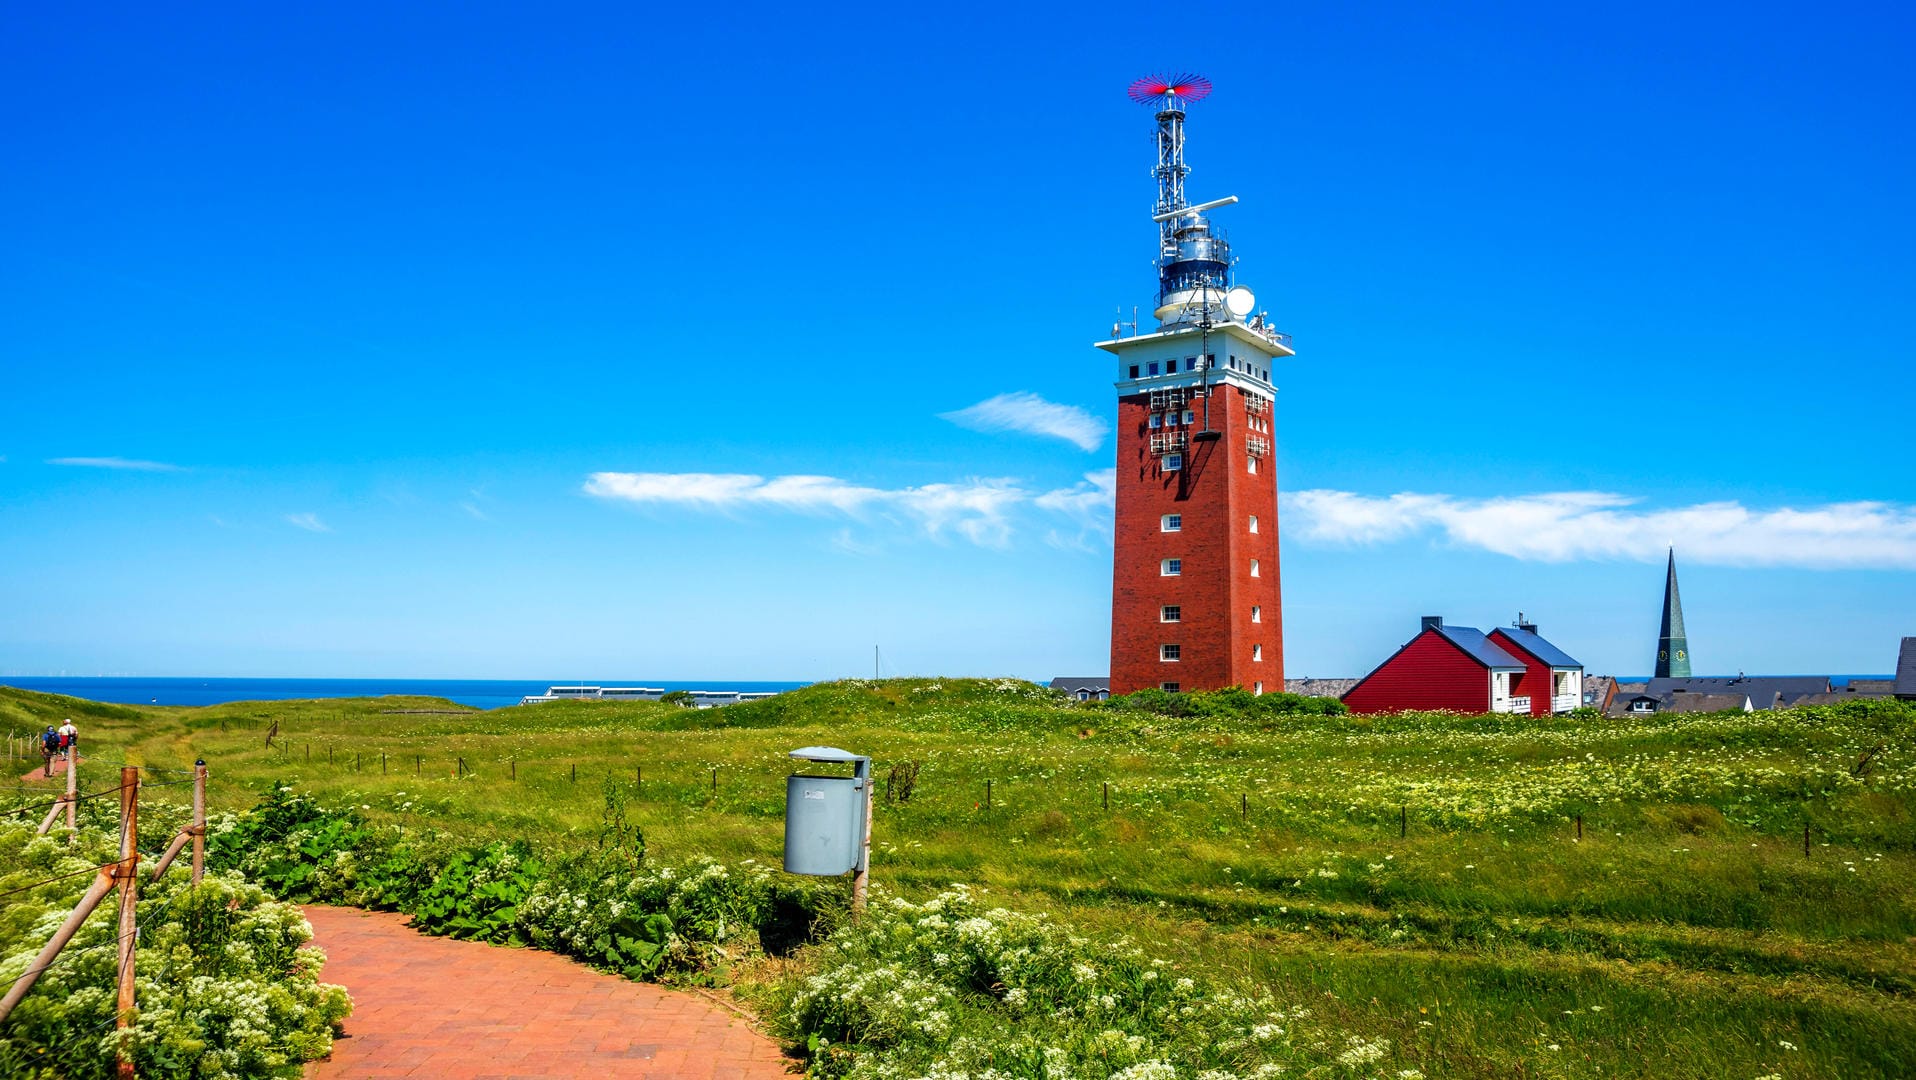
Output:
[1225, 285, 1256, 319]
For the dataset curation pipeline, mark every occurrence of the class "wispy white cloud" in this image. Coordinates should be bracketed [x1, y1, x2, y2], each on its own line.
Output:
[1286, 489, 1916, 570]
[460, 490, 493, 521]
[1034, 469, 1118, 550]
[941, 392, 1106, 452]
[48, 456, 183, 472]
[584, 472, 1028, 547]
[285, 512, 332, 533]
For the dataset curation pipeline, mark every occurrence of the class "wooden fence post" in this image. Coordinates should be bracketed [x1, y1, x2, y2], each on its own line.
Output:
[192, 761, 207, 886]
[570, 763, 576, 783]
[986, 780, 992, 809]
[1103, 782, 1108, 811]
[1400, 806, 1407, 838]
[115, 767, 139, 1080]
[66, 751, 79, 831]
[0, 867, 118, 1023]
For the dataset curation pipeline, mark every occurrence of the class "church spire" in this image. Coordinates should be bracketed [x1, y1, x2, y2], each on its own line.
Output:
[1655, 548, 1691, 677]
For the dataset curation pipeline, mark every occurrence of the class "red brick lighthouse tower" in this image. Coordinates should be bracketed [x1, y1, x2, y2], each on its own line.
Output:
[1098, 75, 1293, 696]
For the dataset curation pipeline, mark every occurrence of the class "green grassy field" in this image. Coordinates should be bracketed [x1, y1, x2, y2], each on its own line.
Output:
[4, 680, 1912, 1079]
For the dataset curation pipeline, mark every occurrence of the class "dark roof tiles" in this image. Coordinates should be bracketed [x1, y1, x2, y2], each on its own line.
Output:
[1491, 625, 1583, 669]
[1431, 624, 1525, 670]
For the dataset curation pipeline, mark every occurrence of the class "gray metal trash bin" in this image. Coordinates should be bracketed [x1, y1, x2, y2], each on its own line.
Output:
[784, 746, 870, 876]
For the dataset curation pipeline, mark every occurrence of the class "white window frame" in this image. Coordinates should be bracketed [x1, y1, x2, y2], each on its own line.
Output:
[1251, 605, 1261, 623]
[1149, 413, 1163, 429]
[1161, 558, 1181, 576]
[1247, 456, 1258, 474]
[1160, 605, 1180, 622]
[1160, 644, 1180, 662]
[1253, 681, 1263, 695]
[1250, 559, 1260, 577]
[1161, 513, 1181, 532]
[1165, 453, 1183, 471]
[1253, 644, 1263, 661]
[1248, 514, 1258, 533]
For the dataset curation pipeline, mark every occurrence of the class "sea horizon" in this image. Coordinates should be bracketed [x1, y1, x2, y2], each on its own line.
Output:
[1, 676, 815, 711]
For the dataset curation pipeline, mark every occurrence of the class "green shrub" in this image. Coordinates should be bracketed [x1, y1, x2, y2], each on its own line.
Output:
[1102, 685, 1347, 719]
[773, 884, 1355, 1079]
[0, 819, 349, 1079]
[205, 789, 838, 983]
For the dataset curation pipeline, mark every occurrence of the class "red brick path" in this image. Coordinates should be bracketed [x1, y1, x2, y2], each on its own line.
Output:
[303, 906, 794, 1079]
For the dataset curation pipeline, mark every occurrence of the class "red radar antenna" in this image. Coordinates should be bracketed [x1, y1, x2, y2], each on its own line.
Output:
[1127, 73, 1213, 106]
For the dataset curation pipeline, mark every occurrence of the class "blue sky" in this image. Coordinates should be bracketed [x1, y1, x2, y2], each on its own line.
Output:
[3, 2, 1912, 681]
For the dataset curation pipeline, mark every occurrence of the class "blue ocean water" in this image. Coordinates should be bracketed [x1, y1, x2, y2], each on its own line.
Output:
[2, 677, 811, 711]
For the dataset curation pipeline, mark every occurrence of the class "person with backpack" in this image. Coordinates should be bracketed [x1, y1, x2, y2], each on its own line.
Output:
[57, 719, 78, 762]
[40, 726, 59, 778]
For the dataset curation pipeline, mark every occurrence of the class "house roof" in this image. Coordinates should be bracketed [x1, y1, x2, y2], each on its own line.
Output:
[1431, 624, 1525, 671]
[1607, 691, 1753, 716]
[1666, 693, 1753, 714]
[1790, 692, 1859, 707]
[1050, 677, 1110, 694]
[1845, 678, 1896, 696]
[1897, 637, 1916, 696]
[1490, 625, 1582, 669]
[1582, 675, 1617, 709]
[1286, 678, 1360, 698]
[1645, 676, 1830, 706]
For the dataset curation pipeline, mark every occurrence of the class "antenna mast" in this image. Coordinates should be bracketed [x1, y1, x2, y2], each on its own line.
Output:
[1128, 74, 1212, 260]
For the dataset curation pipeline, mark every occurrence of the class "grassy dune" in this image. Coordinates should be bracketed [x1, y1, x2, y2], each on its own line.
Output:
[3, 680, 1912, 1078]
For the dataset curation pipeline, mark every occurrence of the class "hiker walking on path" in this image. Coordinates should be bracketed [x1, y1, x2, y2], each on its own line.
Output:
[57, 719, 78, 762]
[40, 726, 59, 778]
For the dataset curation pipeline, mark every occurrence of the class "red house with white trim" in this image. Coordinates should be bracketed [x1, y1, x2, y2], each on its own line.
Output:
[1343, 616, 1584, 716]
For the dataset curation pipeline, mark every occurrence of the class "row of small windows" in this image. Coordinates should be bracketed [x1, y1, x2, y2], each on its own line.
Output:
[1156, 448, 1261, 476]
[1162, 603, 1262, 623]
[1163, 514, 1257, 533]
[1160, 643, 1267, 662]
[1165, 556, 1258, 576]
[1126, 354, 1270, 382]
[1162, 680, 1266, 694]
[1148, 411, 1196, 429]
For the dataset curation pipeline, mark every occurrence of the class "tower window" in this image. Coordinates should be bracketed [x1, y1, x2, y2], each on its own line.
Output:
[1149, 362, 1160, 375]
[1250, 559, 1260, 577]
[1184, 357, 1196, 372]
[1253, 681, 1263, 695]
[1252, 605, 1261, 623]
[1183, 409, 1194, 424]
[1161, 558, 1181, 576]
[1165, 453, 1183, 471]
[1161, 513, 1181, 532]
[1129, 365, 1139, 379]
[1205, 353, 1215, 368]
[1249, 514, 1259, 533]
[1160, 605, 1180, 622]
[1253, 644, 1263, 661]
[1149, 414, 1162, 429]
[1160, 644, 1180, 662]
[1247, 457, 1258, 474]
[1161, 682, 1180, 691]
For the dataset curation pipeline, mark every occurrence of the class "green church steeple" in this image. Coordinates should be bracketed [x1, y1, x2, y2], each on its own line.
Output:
[1655, 548, 1691, 678]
